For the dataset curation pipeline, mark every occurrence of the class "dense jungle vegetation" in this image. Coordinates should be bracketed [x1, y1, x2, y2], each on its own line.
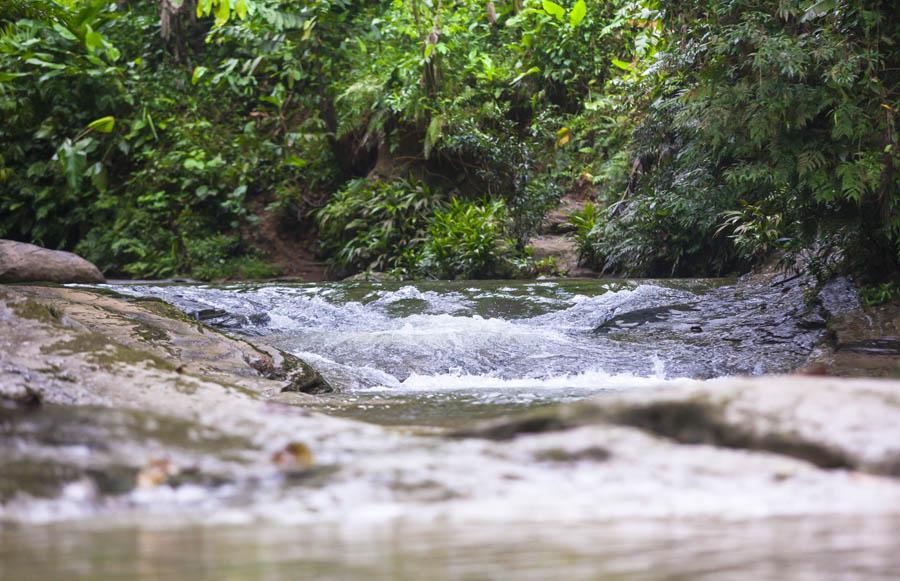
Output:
[1, 0, 897, 284]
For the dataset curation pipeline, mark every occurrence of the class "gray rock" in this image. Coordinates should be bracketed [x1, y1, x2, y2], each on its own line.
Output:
[0, 240, 104, 284]
[457, 376, 900, 476]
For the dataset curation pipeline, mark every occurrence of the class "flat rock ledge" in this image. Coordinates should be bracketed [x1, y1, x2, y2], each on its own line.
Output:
[0, 285, 332, 410]
[457, 376, 900, 477]
[0, 240, 105, 284]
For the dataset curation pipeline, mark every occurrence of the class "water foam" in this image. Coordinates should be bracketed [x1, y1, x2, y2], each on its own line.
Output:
[379, 365, 683, 391]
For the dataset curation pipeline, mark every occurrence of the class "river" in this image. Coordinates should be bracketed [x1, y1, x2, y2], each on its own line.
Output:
[2, 277, 899, 579]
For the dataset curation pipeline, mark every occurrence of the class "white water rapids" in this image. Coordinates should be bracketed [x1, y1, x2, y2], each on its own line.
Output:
[107, 278, 821, 394]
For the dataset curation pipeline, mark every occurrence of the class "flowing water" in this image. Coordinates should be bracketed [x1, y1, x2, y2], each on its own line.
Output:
[3, 278, 899, 579]
[105, 278, 824, 425]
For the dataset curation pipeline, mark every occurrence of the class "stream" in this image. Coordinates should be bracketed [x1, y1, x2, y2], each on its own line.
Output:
[3, 277, 900, 580]
[107, 278, 824, 425]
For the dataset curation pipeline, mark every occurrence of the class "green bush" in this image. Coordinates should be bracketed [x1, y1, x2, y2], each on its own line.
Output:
[4, 0, 896, 283]
[188, 235, 281, 281]
[316, 177, 442, 273]
[567, 201, 601, 268]
[415, 198, 517, 279]
[616, 0, 899, 276]
[861, 282, 900, 308]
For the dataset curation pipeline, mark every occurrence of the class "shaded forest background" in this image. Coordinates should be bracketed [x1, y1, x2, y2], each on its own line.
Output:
[1, 0, 897, 290]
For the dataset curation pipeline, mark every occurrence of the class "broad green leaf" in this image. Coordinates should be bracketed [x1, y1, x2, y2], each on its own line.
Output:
[85, 28, 103, 51]
[25, 58, 66, 70]
[0, 72, 27, 83]
[59, 140, 86, 192]
[510, 66, 540, 85]
[286, 155, 307, 168]
[89, 162, 108, 192]
[87, 116, 115, 133]
[424, 115, 443, 159]
[611, 58, 634, 71]
[542, 0, 565, 21]
[569, 0, 586, 27]
[196, 0, 213, 17]
[235, 0, 248, 20]
[214, 0, 230, 27]
[192, 66, 208, 85]
[52, 23, 77, 41]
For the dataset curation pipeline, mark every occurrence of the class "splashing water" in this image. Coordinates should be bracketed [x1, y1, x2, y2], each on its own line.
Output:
[106, 278, 822, 397]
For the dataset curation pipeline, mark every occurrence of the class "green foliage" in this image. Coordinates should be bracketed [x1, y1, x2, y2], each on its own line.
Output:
[415, 198, 517, 279]
[564, 201, 598, 267]
[0, 0, 322, 278]
[316, 180, 530, 279]
[316, 178, 442, 272]
[611, 0, 900, 275]
[3, 0, 896, 282]
[0, 0, 124, 250]
[861, 282, 900, 307]
[714, 188, 807, 262]
[187, 235, 281, 280]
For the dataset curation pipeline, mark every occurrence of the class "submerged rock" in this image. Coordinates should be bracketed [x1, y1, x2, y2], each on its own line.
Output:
[0, 239, 104, 284]
[191, 308, 271, 332]
[281, 360, 333, 395]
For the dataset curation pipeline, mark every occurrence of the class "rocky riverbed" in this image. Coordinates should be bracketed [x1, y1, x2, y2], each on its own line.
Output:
[2, 280, 900, 579]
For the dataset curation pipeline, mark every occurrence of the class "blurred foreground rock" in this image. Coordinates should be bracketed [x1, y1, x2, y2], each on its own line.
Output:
[457, 376, 900, 476]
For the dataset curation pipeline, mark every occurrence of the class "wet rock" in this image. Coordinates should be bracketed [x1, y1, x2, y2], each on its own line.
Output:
[594, 304, 697, 334]
[457, 376, 900, 476]
[192, 308, 249, 329]
[0, 381, 42, 409]
[0, 239, 104, 284]
[819, 288, 900, 377]
[248, 354, 278, 377]
[795, 362, 830, 376]
[797, 309, 828, 330]
[819, 276, 862, 317]
[342, 271, 396, 282]
[456, 415, 574, 441]
[262, 349, 331, 395]
[839, 338, 900, 356]
[533, 446, 611, 463]
[282, 362, 333, 394]
[249, 312, 271, 326]
[0, 285, 327, 405]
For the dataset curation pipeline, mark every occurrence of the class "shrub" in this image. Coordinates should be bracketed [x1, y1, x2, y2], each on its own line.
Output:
[567, 201, 601, 267]
[315, 177, 442, 273]
[415, 198, 517, 279]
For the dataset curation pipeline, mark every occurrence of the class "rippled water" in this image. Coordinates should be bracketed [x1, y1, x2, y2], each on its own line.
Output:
[4, 516, 900, 580]
[4, 278, 895, 579]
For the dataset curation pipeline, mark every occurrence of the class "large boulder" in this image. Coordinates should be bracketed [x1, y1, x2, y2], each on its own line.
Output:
[0, 239, 104, 284]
